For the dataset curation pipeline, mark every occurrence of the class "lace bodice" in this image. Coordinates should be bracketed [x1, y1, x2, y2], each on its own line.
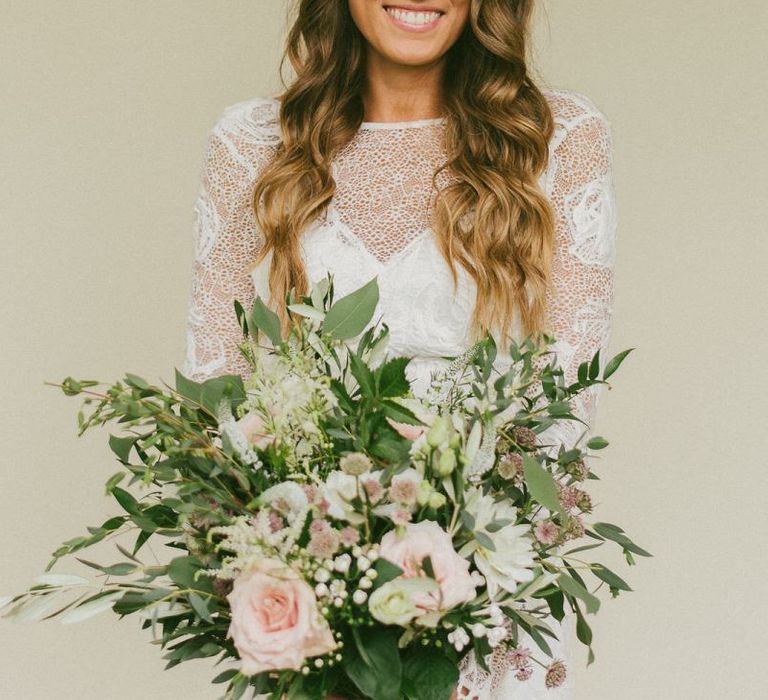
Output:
[181, 88, 618, 698]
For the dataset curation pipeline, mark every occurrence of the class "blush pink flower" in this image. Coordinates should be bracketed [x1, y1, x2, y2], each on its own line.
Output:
[508, 646, 532, 669]
[226, 558, 335, 675]
[234, 411, 274, 449]
[386, 417, 427, 441]
[534, 519, 560, 545]
[340, 526, 360, 546]
[378, 520, 477, 614]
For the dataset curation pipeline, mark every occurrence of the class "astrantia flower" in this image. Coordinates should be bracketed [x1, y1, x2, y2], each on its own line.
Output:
[389, 468, 421, 507]
[508, 646, 532, 669]
[545, 659, 567, 688]
[515, 665, 533, 681]
[534, 520, 560, 545]
[498, 452, 524, 482]
[339, 527, 359, 547]
[339, 452, 372, 476]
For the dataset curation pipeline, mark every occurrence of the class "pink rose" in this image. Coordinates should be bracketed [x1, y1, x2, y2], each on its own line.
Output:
[226, 558, 335, 675]
[378, 520, 477, 614]
[234, 411, 273, 449]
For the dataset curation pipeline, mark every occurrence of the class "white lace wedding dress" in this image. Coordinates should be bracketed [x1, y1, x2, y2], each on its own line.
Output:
[182, 88, 618, 699]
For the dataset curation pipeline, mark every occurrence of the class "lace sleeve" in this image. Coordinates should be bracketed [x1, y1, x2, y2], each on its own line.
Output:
[456, 92, 618, 699]
[180, 98, 281, 383]
[541, 92, 618, 448]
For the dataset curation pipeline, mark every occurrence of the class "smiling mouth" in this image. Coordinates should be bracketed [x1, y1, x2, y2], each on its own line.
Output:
[383, 5, 446, 29]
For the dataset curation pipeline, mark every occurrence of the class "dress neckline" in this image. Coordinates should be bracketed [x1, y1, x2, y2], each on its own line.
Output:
[358, 116, 446, 130]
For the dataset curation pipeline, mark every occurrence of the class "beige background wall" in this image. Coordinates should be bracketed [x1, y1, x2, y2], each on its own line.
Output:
[1, 1, 765, 698]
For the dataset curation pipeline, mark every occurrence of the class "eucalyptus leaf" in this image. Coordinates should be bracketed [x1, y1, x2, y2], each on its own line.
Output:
[34, 574, 89, 587]
[522, 455, 565, 515]
[603, 348, 634, 380]
[557, 572, 600, 614]
[249, 296, 282, 346]
[323, 277, 379, 340]
[59, 591, 124, 624]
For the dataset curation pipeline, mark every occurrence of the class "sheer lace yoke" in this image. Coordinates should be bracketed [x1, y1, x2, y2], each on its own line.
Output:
[328, 120, 451, 264]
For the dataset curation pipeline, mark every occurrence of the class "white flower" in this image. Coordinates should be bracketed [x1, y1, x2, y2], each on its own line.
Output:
[487, 626, 508, 647]
[464, 487, 536, 595]
[333, 554, 352, 574]
[257, 482, 308, 522]
[323, 471, 364, 524]
[474, 523, 536, 596]
[447, 627, 471, 652]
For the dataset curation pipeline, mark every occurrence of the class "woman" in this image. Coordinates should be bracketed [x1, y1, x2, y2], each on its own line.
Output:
[183, 1, 617, 698]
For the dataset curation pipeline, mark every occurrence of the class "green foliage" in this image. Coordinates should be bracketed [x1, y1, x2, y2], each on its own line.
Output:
[343, 628, 402, 700]
[323, 276, 379, 340]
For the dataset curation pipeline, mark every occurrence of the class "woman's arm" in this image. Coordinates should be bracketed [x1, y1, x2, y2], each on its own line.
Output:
[181, 99, 280, 383]
[540, 95, 618, 449]
[455, 93, 618, 698]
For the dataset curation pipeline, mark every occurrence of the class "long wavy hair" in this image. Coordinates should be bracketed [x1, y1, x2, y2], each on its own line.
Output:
[250, 0, 555, 346]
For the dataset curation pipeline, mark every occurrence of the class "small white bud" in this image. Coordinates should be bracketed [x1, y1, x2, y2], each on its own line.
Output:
[471, 623, 487, 638]
[334, 554, 352, 573]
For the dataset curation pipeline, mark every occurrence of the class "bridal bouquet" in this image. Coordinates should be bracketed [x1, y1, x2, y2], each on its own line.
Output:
[2, 276, 649, 700]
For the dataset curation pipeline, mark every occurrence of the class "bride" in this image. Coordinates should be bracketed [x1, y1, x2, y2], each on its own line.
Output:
[182, 1, 617, 698]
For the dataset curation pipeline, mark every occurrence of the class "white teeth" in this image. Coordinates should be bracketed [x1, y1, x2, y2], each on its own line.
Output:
[385, 7, 442, 26]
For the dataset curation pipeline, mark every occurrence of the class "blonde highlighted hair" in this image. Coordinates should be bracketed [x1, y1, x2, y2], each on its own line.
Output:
[250, 0, 555, 346]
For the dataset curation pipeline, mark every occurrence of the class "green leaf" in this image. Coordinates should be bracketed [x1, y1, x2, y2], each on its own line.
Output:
[59, 591, 124, 624]
[249, 296, 282, 345]
[200, 374, 246, 417]
[108, 435, 138, 463]
[474, 531, 496, 552]
[112, 487, 141, 517]
[124, 373, 150, 390]
[591, 563, 632, 591]
[174, 369, 202, 404]
[349, 352, 376, 398]
[104, 471, 125, 494]
[34, 574, 89, 587]
[592, 523, 652, 557]
[343, 627, 402, 700]
[588, 349, 601, 380]
[379, 400, 421, 425]
[401, 646, 459, 700]
[574, 603, 593, 645]
[188, 592, 213, 622]
[603, 348, 634, 380]
[522, 455, 565, 515]
[168, 557, 204, 589]
[212, 669, 238, 684]
[557, 573, 600, 614]
[372, 558, 404, 589]
[101, 562, 137, 576]
[287, 303, 326, 322]
[376, 357, 411, 397]
[587, 436, 609, 450]
[323, 277, 379, 340]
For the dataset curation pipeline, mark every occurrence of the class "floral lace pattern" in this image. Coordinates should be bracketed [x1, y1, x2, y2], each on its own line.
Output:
[181, 88, 618, 698]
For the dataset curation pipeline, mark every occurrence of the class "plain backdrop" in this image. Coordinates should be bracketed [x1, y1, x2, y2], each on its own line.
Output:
[1, 1, 766, 698]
